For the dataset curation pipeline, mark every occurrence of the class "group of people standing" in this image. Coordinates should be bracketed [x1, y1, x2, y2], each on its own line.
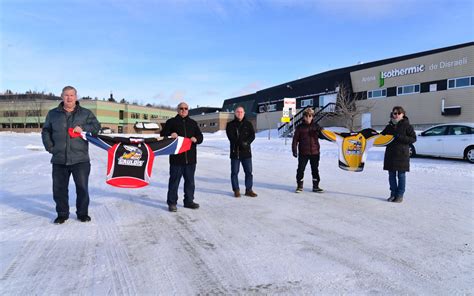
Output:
[41, 85, 416, 224]
[291, 106, 416, 202]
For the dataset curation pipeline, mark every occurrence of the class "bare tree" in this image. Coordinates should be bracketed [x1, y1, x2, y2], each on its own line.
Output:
[332, 82, 374, 132]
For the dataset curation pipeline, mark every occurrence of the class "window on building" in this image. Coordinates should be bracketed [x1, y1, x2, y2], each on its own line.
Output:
[429, 84, 437, 92]
[448, 76, 473, 89]
[210, 122, 216, 127]
[3, 111, 18, 117]
[143, 114, 148, 120]
[26, 110, 41, 117]
[367, 89, 387, 99]
[131, 113, 140, 119]
[300, 99, 313, 107]
[119, 110, 124, 120]
[397, 84, 420, 96]
[151, 114, 159, 119]
[118, 126, 123, 133]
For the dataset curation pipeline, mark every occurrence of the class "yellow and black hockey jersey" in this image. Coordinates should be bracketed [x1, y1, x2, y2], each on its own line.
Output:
[320, 128, 394, 172]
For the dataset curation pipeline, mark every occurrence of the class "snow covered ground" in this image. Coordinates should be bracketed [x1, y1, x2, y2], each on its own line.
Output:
[0, 131, 472, 295]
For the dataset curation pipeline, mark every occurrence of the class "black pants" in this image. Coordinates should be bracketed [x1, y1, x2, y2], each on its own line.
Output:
[167, 164, 196, 206]
[296, 154, 320, 182]
[52, 162, 91, 218]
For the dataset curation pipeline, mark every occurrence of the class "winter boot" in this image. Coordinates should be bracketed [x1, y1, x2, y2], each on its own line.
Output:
[387, 195, 396, 202]
[53, 216, 68, 224]
[184, 202, 200, 209]
[78, 215, 91, 222]
[245, 189, 258, 197]
[234, 189, 241, 198]
[312, 179, 323, 193]
[295, 181, 303, 193]
[392, 196, 403, 203]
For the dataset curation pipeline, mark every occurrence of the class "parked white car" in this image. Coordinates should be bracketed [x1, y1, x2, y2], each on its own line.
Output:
[410, 123, 474, 163]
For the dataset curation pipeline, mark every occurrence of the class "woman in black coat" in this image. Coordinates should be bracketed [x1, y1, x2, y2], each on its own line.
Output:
[381, 106, 417, 203]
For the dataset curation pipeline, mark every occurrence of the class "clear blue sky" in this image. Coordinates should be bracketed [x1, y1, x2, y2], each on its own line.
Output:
[1, 0, 473, 108]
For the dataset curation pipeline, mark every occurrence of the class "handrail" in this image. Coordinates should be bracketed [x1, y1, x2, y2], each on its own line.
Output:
[278, 103, 337, 137]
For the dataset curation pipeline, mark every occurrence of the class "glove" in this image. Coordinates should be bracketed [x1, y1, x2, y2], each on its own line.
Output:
[293, 152, 298, 158]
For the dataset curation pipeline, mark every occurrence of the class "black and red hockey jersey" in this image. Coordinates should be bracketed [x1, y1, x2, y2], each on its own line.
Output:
[69, 129, 191, 188]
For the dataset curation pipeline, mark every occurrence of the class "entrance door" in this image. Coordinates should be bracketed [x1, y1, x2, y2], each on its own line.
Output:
[361, 113, 371, 129]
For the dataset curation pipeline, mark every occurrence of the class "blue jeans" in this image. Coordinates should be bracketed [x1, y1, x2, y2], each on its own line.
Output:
[388, 170, 406, 197]
[52, 162, 91, 218]
[167, 164, 196, 206]
[231, 158, 253, 191]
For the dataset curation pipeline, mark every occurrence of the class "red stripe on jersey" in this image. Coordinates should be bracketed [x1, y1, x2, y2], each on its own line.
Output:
[106, 177, 148, 188]
[178, 138, 192, 154]
[107, 144, 119, 176]
[146, 144, 155, 177]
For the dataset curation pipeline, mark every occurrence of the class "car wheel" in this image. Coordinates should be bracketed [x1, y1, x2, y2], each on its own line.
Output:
[409, 144, 416, 158]
[465, 146, 474, 163]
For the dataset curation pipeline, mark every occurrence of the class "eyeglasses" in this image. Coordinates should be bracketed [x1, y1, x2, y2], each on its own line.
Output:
[179, 107, 188, 111]
[392, 112, 401, 116]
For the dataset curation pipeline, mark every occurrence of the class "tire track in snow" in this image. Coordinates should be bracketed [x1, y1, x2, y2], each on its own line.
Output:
[171, 214, 229, 295]
[290, 216, 448, 294]
[95, 205, 138, 295]
[0, 221, 70, 294]
[199, 205, 307, 295]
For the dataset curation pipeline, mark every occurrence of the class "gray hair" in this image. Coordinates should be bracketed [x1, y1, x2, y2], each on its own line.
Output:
[177, 102, 188, 109]
[61, 86, 77, 96]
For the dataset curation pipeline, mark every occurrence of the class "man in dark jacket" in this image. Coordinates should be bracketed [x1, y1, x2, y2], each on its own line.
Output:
[292, 108, 323, 193]
[161, 102, 203, 212]
[381, 106, 417, 203]
[41, 86, 101, 224]
[225, 106, 257, 198]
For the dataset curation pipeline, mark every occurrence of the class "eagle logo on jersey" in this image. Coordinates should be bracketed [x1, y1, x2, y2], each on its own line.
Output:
[346, 138, 363, 155]
[121, 145, 142, 160]
[118, 145, 144, 167]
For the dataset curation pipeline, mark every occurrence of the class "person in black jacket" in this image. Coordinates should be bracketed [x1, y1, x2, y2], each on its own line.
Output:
[381, 106, 417, 203]
[41, 86, 101, 224]
[225, 106, 257, 198]
[161, 102, 203, 212]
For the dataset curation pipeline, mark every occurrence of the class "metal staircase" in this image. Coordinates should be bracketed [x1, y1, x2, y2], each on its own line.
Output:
[278, 103, 336, 138]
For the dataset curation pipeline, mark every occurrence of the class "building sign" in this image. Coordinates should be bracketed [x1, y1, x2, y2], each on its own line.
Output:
[379, 64, 425, 87]
[281, 98, 296, 123]
[283, 98, 296, 115]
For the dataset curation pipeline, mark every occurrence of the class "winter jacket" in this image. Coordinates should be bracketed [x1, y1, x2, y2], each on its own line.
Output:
[226, 117, 255, 159]
[161, 115, 203, 165]
[292, 122, 322, 156]
[41, 102, 101, 165]
[381, 117, 417, 172]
